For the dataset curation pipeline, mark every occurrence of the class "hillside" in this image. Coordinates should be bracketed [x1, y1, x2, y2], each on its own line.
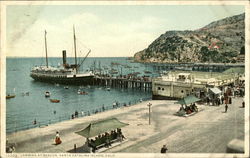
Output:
[134, 13, 245, 63]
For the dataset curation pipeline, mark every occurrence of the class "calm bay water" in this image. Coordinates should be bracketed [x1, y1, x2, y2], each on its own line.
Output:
[6, 57, 154, 133]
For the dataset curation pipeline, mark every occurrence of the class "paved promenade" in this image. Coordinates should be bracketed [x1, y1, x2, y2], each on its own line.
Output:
[7, 97, 245, 154]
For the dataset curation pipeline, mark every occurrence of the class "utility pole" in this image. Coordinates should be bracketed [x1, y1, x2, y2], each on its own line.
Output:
[73, 25, 77, 72]
[147, 103, 152, 125]
[44, 30, 48, 68]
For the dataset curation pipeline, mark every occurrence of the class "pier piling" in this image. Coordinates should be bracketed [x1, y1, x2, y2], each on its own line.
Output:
[93, 75, 152, 91]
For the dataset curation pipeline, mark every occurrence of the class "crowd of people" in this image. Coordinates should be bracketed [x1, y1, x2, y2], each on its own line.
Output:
[68, 99, 141, 120]
[206, 95, 225, 106]
[87, 128, 126, 153]
[205, 81, 245, 107]
[6, 139, 15, 153]
[177, 103, 198, 115]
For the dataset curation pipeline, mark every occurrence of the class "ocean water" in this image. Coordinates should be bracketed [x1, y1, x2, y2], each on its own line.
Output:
[6, 57, 154, 133]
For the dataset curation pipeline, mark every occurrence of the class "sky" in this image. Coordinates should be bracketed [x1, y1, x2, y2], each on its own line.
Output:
[6, 5, 244, 57]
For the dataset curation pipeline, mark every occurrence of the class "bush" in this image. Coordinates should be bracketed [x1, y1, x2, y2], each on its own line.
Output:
[240, 46, 245, 55]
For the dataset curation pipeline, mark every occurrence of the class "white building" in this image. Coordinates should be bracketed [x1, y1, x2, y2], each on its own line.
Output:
[152, 72, 236, 100]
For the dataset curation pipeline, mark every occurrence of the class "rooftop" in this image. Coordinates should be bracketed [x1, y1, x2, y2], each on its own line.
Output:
[154, 70, 241, 86]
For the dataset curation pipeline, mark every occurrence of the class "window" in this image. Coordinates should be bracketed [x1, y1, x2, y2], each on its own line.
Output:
[158, 87, 161, 90]
[162, 88, 164, 91]
[181, 90, 184, 93]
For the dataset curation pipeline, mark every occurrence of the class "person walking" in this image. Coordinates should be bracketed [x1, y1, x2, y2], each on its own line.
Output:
[160, 145, 168, 153]
[225, 104, 228, 113]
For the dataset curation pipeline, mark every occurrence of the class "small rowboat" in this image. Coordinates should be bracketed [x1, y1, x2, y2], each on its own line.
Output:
[45, 91, 51, 97]
[50, 99, 60, 103]
[6, 95, 15, 99]
[78, 91, 88, 95]
[144, 70, 152, 74]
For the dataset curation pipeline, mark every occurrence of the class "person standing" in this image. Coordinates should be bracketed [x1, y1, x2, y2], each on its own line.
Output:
[75, 111, 78, 118]
[225, 104, 228, 113]
[33, 119, 37, 125]
[161, 145, 168, 153]
[242, 101, 245, 108]
[221, 95, 224, 104]
[113, 102, 116, 108]
[229, 97, 232, 104]
[102, 104, 105, 111]
[55, 131, 62, 145]
[206, 97, 210, 105]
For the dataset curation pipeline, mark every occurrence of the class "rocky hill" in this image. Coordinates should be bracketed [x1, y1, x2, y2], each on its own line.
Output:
[134, 13, 245, 63]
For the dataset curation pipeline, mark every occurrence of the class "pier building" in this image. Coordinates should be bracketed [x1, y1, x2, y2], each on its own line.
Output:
[152, 71, 242, 100]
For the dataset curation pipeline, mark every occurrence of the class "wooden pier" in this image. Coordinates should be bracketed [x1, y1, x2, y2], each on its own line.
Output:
[92, 75, 152, 91]
[90, 62, 244, 91]
[152, 63, 245, 72]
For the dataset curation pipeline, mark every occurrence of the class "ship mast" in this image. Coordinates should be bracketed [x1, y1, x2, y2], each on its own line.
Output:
[73, 25, 77, 72]
[44, 30, 48, 68]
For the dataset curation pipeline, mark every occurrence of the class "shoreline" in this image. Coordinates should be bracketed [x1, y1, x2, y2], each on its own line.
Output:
[6, 97, 151, 134]
[7, 99, 161, 153]
[6, 97, 245, 153]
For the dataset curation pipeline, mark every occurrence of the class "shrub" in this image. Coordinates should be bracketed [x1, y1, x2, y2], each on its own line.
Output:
[240, 46, 245, 55]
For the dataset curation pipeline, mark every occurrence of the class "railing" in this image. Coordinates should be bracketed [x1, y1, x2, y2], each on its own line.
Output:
[6, 97, 152, 134]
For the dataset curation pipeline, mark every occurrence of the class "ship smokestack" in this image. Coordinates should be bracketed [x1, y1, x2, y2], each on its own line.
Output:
[62, 50, 67, 65]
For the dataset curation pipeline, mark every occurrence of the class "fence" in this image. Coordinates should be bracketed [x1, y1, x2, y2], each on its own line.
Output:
[6, 97, 152, 134]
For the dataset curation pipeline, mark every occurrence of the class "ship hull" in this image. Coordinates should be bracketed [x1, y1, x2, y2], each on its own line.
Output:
[30, 74, 94, 85]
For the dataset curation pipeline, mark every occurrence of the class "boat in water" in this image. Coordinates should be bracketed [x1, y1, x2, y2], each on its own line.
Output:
[175, 66, 193, 71]
[144, 70, 152, 74]
[45, 91, 51, 97]
[78, 90, 88, 95]
[30, 27, 94, 85]
[109, 68, 119, 74]
[111, 62, 121, 66]
[6, 95, 15, 99]
[50, 99, 60, 103]
[106, 87, 111, 91]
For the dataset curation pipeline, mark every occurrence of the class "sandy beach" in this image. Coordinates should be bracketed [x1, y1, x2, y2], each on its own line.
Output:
[6, 97, 244, 154]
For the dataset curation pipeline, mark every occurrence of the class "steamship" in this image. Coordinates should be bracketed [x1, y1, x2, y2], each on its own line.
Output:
[30, 27, 94, 85]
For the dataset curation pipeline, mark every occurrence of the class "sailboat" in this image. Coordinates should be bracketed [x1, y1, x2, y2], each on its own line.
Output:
[30, 27, 94, 85]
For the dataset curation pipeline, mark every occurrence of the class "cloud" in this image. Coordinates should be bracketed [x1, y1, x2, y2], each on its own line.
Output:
[7, 5, 44, 47]
[7, 11, 166, 57]
[61, 12, 100, 27]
